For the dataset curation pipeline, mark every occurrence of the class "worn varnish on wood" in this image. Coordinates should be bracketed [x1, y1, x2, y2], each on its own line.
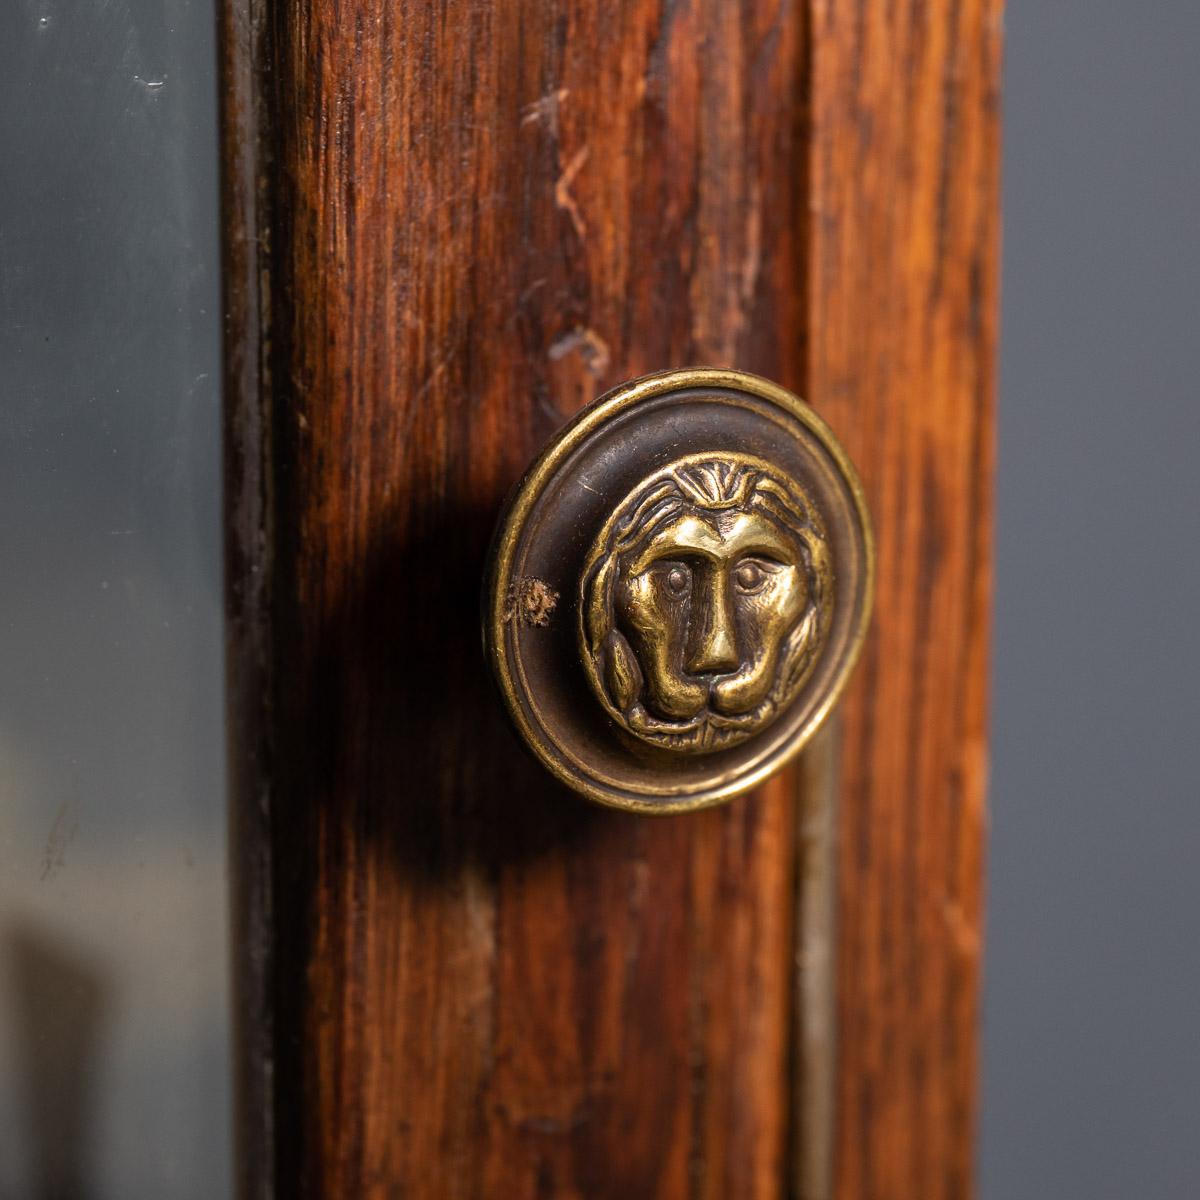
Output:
[220, 0, 1000, 1196]
[810, 4, 1001, 1198]
[227, 2, 807, 1196]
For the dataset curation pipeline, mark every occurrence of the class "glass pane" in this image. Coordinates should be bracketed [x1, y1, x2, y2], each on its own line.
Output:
[0, 0, 230, 1195]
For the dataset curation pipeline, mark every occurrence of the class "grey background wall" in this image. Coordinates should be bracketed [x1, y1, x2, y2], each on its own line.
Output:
[981, 4, 1200, 1197]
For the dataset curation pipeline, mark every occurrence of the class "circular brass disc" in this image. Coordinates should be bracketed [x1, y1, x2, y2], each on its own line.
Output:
[484, 368, 874, 814]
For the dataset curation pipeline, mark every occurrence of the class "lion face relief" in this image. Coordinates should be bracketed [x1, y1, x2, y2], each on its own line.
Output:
[579, 453, 833, 753]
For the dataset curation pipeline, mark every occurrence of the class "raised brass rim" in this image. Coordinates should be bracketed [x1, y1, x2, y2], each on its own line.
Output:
[484, 366, 875, 814]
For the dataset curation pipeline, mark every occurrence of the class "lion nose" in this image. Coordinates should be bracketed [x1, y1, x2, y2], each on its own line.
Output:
[685, 573, 740, 676]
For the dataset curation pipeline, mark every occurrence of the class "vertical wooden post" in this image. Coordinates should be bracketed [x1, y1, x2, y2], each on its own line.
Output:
[809, 4, 1002, 1198]
[220, 0, 1001, 1194]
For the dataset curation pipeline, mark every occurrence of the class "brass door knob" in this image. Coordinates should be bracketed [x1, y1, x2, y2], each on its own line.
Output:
[485, 368, 874, 813]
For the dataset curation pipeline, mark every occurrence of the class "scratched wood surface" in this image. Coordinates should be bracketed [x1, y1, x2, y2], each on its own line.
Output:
[219, 0, 1001, 1195]
[226, 1, 809, 1196]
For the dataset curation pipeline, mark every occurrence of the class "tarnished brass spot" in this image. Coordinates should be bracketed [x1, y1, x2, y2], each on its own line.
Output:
[579, 454, 832, 753]
[484, 368, 874, 814]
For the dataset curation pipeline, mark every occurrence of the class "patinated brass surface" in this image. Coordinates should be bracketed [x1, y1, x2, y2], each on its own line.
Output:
[484, 368, 874, 813]
[580, 453, 832, 753]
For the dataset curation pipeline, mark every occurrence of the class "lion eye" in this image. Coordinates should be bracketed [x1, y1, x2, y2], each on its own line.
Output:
[734, 561, 767, 592]
[664, 564, 690, 596]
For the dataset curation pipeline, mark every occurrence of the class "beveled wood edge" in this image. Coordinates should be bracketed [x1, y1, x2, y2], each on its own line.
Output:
[218, 0, 274, 1193]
